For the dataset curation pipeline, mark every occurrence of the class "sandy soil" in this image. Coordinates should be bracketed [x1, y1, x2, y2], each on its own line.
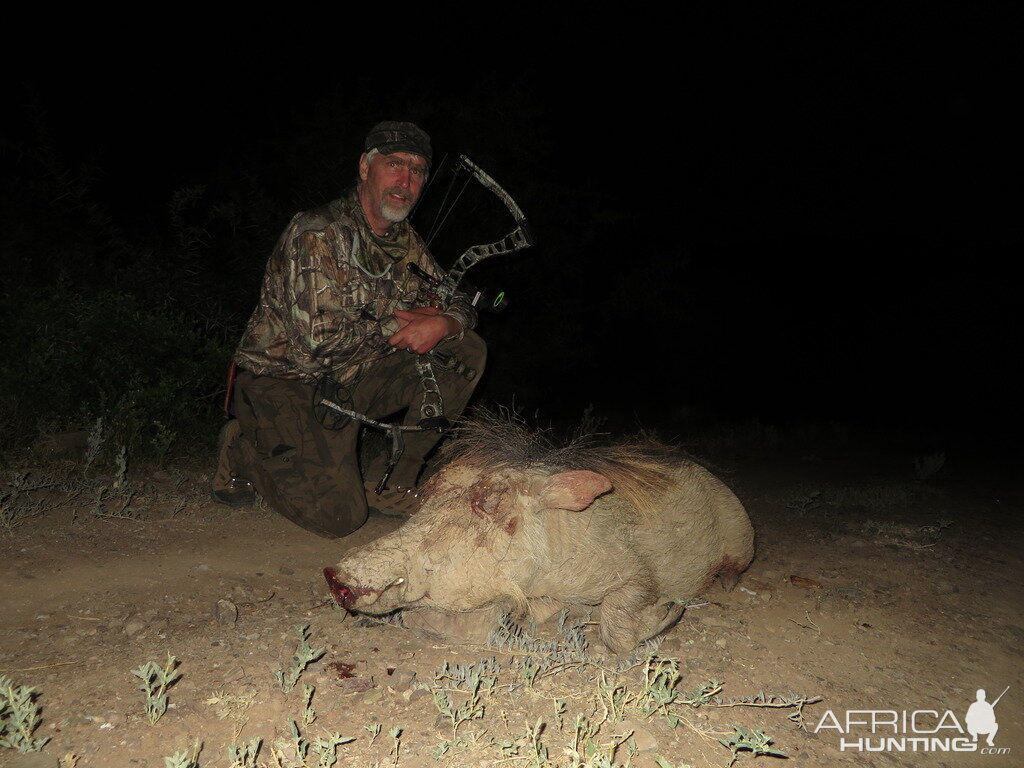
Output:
[1, 446, 1021, 768]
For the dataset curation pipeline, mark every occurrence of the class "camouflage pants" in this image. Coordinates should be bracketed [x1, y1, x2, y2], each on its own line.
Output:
[221, 332, 486, 538]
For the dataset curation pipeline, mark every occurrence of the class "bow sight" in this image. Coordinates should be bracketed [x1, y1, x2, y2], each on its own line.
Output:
[406, 262, 509, 313]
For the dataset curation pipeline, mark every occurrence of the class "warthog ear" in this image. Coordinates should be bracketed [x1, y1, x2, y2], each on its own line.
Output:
[535, 470, 612, 512]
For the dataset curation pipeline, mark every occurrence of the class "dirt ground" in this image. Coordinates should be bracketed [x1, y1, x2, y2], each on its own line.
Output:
[1, 441, 1021, 768]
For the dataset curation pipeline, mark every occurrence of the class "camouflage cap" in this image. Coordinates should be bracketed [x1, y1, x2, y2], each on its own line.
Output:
[364, 121, 432, 164]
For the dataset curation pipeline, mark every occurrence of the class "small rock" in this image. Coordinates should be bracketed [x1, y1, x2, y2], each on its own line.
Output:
[279, 565, 295, 575]
[362, 688, 383, 704]
[220, 666, 247, 683]
[715, 637, 728, 647]
[337, 676, 374, 694]
[389, 668, 417, 692]
[656, 635, 684, 653]
[617, 718, 659, 752]
[408, 688, 431, 703]
[215, 599, 238, 626]
[230, 584, 258, 603]
[789, 575, 824, 590]
[124, 620, 146, 636]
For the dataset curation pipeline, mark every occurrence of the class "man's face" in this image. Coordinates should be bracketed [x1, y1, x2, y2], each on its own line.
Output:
[358, 151, 429, 227]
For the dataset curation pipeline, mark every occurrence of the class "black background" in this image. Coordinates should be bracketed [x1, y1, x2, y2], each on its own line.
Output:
[5, 6, 1022, 453]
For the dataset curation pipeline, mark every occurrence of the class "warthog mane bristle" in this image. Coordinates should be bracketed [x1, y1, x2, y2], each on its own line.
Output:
[443, 408, 683, 514]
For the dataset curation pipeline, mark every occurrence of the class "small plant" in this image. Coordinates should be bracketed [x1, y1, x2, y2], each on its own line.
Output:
[0, 675, 50, 752]
[524, 717, 549, 767]
[112, 444, 128, 488]
[205, 687, 256, 740]
[92, 484, 141, 520]
[432, 740, 455, 760]
[431, 659, 498, 739]
[301, 684, 316, 726]
[863, 518, 953, 548]
[163, 740, 201, 768]
[228, 736, 262, 768]
[639, 656, 683, 726]
[595, 672, 631, 722]
[151, 420, 177, 467]
[513, 654, 543, 687]
[288, 719, 309, 762]
[918, 519, 954, 542]
[682, 678, 724, 707]
[363, 722, 381, 746]
[1, 473, 45, 534]
[275, 625, 326, 693]
[718, 725, 787, 767]
[389, 727, 403, 766]
[489, 610, 592, 666]
[311, 732, 354, 768]
[571, 713, 602, 764]
[131, 653, 182, 724]
[432, 681, 486, 739]
[553, 699, 567, 731]
[436, 657, 501, 691]
[83, 416, 105, 477]
[654, 757, 694, 768]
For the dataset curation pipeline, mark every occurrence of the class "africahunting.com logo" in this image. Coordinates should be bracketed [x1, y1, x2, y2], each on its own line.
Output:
[814, 686, 1010, 755]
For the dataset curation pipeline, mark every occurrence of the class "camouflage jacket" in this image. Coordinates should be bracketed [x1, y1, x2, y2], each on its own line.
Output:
[235, 188, 477, 384]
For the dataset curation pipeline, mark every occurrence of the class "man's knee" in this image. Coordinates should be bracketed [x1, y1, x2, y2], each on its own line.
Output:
[457, 330, 487, 369]
[264, 466, 369, 538]
[235, 437, 367, 538]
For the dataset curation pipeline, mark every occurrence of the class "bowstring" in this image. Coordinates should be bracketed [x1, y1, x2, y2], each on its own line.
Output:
[424, 159, 474, 249]
[409, 152, 447, 223]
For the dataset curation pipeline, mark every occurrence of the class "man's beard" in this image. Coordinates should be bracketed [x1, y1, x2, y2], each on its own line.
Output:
[380, 187, 415, 223]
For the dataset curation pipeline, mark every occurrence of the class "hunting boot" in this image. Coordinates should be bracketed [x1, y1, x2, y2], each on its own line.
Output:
[363, 481, 421, 518]
[211, 419, 256, 507]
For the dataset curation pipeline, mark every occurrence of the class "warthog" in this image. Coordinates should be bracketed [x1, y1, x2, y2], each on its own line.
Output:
[325, 415, 754, 654]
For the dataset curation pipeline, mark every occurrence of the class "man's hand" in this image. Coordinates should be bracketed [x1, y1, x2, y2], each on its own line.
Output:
[388, 307, 463, 354]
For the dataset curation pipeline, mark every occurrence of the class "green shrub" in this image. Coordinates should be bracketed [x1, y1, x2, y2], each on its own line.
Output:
[0, 279, 233, 461]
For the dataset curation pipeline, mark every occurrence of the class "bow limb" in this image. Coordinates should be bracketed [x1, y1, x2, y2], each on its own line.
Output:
[444, 155, 535, 287]
[458, 155, 530, 229]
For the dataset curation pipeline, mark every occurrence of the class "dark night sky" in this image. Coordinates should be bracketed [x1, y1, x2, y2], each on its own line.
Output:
[5, 7, 1022, 446]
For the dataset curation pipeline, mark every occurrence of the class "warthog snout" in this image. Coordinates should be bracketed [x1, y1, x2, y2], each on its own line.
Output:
[323, 567, 354, 609]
